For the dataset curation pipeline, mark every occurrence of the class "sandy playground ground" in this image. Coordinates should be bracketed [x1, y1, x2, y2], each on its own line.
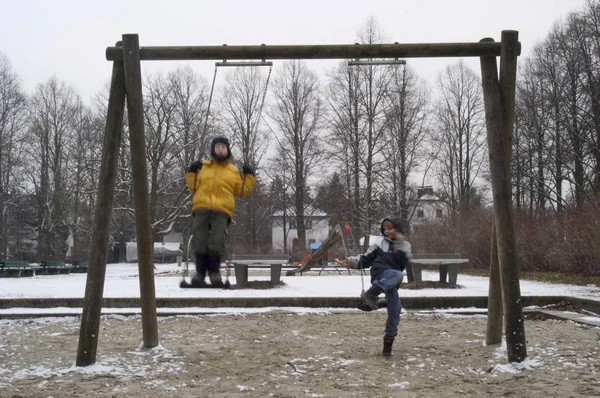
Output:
[1, 310, 599, 397]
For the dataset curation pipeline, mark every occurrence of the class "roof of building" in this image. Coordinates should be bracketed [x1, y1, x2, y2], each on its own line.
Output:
[418, 194, 443, 201]
[272, 205, 328, 217]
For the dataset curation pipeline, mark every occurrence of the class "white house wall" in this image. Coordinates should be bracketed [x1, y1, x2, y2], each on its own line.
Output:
[410, 201, 449, 227]
[271, 217, 330, 253]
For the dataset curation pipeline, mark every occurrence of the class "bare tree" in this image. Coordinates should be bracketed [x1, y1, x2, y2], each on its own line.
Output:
[143, 71, 192, 241]
[515, 57, 552, 217]
[326, 62, 361, 230]
[27, 76, 79, 259]
[553, 15, 590, 208]
[267, 171, 293, 253]
[573, 1, 600, 193]
[513, 15, 597, 216]
[66, 99, 103, 258]
[0, 53, 27, 259]
[218, 66, 270, 168]
[168, 66, 212, 256]
[352, 18, 397, 237]
[313, 172, 351, 228]
[537, 32, 568, 215]
[268, 60, 325, 251]
[169, 66, 212, 170]
[433, 61, 487, 216]
[326, 17, 396, 246]
[382, 64, 431, 227]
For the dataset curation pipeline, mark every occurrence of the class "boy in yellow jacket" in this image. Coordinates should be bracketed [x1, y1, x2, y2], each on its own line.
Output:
[185, 136, 256, 287]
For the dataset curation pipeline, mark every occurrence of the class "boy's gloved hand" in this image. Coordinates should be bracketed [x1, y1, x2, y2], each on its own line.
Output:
[242, 165, 255, 176]
[188, 161, 202, 173]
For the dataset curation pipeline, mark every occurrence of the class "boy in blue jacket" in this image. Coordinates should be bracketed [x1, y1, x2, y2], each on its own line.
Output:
[339, 217, 412, 357]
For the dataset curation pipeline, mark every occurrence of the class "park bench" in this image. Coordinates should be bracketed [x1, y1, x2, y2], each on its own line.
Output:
[38, 260, 71, 275]
[70, 259, 89, 273]
[407, 253, 469, 286]
[0, 260, 36, 277]
[227, 254, 290, 286]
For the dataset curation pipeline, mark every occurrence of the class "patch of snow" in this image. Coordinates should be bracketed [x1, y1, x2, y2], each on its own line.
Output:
[336, 359, 361, 366]
[578, 316, 600, 322]
[492, 358, 543, 373]
[389, 381, 409, 388]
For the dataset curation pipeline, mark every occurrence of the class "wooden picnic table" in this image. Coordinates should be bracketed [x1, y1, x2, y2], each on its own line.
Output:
[227, 254, 289, 286]
[407, 258, 469, 286]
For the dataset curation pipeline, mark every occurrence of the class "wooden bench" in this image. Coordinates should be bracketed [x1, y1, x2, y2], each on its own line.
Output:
[407, 253, 469, 286]
[38, 260, 71, 275]
[227, 254, 289, 286]
[0, 260, 36, 277]
[70, 260, 89, 273]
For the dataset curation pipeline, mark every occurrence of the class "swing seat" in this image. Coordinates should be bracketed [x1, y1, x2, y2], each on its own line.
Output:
[179, 279, 231, 289]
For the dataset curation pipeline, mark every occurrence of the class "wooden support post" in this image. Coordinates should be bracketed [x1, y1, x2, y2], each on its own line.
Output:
[480, 31, 527, 362]
[497, 30, 527, 362]
[76, 46, 126, 366]
[486, 219, 503, 345]
[122, 33, 159, 348]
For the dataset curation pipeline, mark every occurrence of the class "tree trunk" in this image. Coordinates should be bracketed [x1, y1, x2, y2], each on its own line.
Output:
[554, 100, 563, 214]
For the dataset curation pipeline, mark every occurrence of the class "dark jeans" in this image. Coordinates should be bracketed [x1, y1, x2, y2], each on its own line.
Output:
[372, 268, 404, 336]
[192, 210, 229, 271]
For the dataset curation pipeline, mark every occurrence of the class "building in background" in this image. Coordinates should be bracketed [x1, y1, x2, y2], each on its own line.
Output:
[409, 186, 448, 231]
[271, 206, 330, 254]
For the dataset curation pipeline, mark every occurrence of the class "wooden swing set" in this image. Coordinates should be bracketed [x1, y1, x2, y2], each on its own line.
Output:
[76, 31, 525, 367]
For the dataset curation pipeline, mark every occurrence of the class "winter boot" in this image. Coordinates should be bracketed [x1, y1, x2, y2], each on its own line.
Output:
[382, 334, 396, 357]
[357, 301, 376, 312]
[191, 254, 208, 287]
[207, 255, 225, 288]
[209, 271, 224, 287]
[360, 285, 383, 311]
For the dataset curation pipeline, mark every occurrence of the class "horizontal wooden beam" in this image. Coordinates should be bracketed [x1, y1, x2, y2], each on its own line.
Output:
[106, 37, 521, 62]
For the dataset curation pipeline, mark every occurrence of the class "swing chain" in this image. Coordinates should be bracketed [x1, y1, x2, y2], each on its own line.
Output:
[202, 65, 219, 135]
[182, 234, 194, 282]
[360, 263, 366, 293]
[225, 259, 231, 282]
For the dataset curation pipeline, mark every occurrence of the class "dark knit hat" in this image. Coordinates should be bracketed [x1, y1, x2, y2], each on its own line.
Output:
[211, 136, 231, 161]
[380, 217, 405, 235]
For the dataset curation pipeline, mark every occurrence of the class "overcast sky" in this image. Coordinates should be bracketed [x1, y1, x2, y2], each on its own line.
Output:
[0, 0, 589, 104]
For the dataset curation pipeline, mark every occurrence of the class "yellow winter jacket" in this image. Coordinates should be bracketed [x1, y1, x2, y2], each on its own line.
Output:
[185, 159, 256, 218]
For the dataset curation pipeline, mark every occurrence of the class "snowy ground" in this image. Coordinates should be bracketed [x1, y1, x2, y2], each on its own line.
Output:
[1, 312, 599, 397]
[0, 261, 598, 300]
[1, 262, 599, 397]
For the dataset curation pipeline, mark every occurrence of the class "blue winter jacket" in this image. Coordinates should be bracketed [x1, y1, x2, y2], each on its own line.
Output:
[347, 217, 412, 280]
